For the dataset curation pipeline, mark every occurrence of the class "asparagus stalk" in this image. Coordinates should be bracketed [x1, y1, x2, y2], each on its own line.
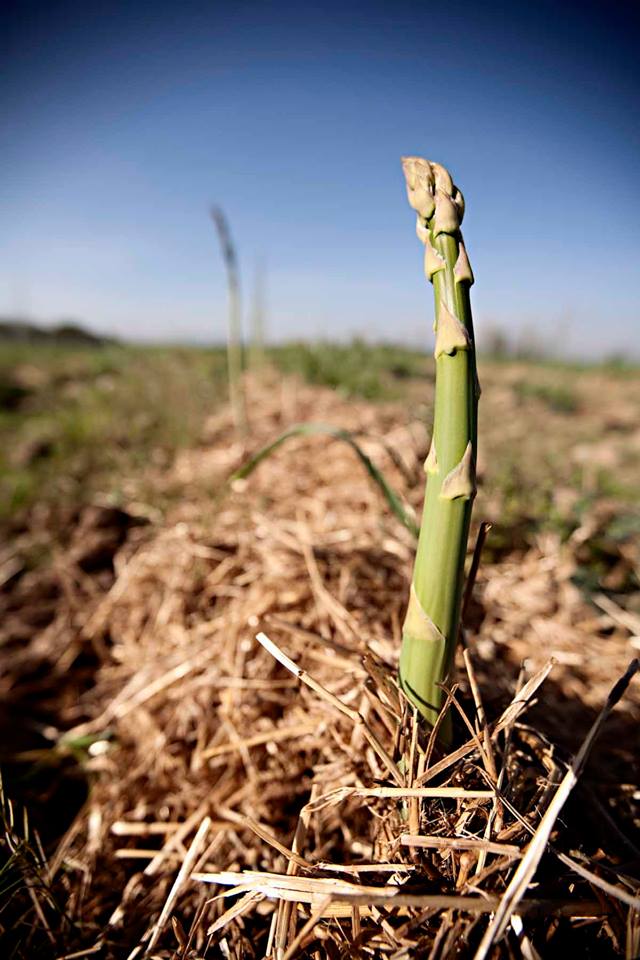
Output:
[211, 206, 247, 436]
[399, 157, 478, 726]
[249, 257, 267, 372]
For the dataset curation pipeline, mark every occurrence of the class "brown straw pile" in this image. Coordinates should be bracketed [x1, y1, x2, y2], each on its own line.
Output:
[1, 374, 639, 959]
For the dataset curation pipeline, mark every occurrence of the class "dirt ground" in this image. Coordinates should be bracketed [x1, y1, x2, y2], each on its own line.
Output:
[1, 359, 639, 958]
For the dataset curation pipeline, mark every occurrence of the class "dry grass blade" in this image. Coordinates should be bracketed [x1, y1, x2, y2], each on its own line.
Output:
[115, 848, 183, 861]
[201, 722, 317, 759]
[592, 592, 640, 635]
[281, 895, 332, 960]
[111, 821, 183, 837]
[492, 659, 556, 735]
[234, 813, 312, 869]
[555, 851, 640, 910]
[192, 870, 605, 917]
[473, 659, 639, 960]
[256, 631, 361, 723]
[56, 947, 103, 960]
[303, 786, 493, 815]
[315, 862, 416, 874]
[206, 890, 265, 936]
[400, 834, 522, 858]
[137, 815, 211, 955]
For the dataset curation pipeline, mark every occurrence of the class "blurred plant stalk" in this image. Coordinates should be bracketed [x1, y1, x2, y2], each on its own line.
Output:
[211, 207, 247, 435]
[399, 157, 478, 727]
[249, 257, 267, 372]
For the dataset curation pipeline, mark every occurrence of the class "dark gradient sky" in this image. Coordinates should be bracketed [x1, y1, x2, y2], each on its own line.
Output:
[2, 0, 639, 356]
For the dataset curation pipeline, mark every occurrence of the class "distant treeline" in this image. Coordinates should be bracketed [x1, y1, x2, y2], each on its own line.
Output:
[0, 317, 114, 346]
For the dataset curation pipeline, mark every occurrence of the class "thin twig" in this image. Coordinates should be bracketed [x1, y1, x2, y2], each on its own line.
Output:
[461, 521, 492, 623]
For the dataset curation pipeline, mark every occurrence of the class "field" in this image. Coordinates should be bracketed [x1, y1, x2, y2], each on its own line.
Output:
[1, 341, 639, 958]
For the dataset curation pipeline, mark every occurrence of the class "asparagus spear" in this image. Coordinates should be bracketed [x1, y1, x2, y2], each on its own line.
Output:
[211, 206, 247, 436]
[399, 157, 478, 726]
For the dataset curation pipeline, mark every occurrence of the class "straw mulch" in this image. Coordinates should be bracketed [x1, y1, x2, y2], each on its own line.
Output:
[1, 374, 639, 959]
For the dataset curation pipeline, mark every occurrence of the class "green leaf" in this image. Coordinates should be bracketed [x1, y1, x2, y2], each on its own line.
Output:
[232, 422, 419, 538]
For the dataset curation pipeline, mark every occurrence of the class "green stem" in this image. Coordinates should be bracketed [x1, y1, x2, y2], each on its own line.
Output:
[249, 258, 267, 372]
[211, 207, 247, 436]
[398, 158, 479, 726]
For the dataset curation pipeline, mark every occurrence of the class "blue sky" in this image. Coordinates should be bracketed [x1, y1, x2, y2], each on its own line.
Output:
[2, 0, 639, 357]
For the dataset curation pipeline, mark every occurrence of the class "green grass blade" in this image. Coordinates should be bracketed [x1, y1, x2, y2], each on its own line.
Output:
[232, 422, 419, 538]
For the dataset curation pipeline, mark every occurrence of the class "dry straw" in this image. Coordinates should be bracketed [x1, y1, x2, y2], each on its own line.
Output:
[3, 374, 638, 957]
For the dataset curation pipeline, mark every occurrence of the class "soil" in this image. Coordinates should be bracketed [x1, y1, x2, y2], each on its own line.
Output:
[1, 373, 638, 959]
